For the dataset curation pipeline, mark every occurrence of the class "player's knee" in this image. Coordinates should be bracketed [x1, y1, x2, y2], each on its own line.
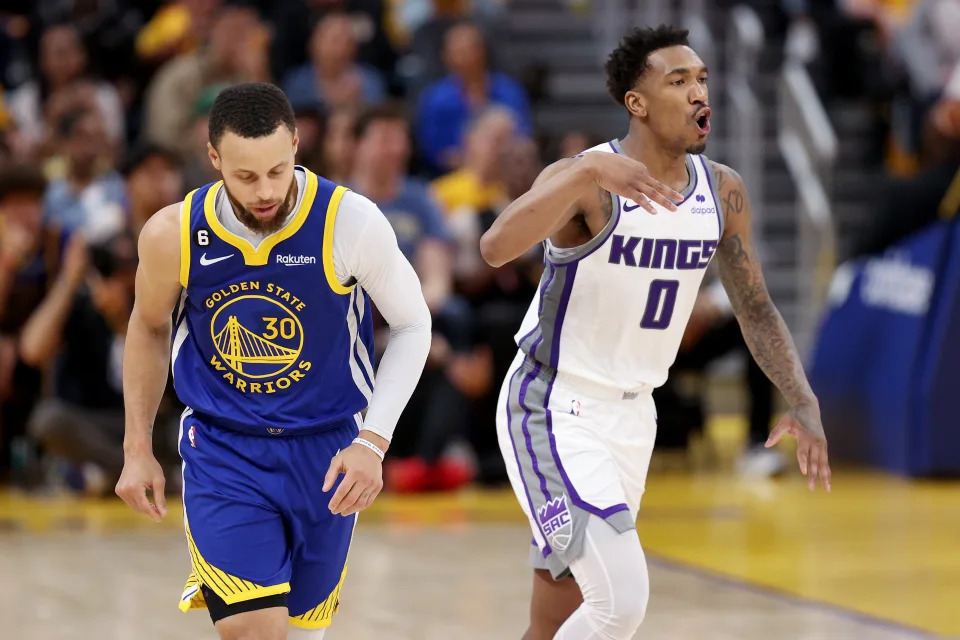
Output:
[580, 537, 649, 639]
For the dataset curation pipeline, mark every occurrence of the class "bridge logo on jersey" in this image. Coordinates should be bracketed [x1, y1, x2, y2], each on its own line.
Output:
[538, 494, 572, 552]
[204, 281, 313, 394]
[608, 235, 718, 270]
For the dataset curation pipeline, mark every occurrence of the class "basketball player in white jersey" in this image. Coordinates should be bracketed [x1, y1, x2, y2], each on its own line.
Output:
[480, 26, 831, 640]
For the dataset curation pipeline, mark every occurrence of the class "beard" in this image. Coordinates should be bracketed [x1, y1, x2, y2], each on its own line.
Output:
[224, 176, 298, 235]
[686, 140, 707, 155]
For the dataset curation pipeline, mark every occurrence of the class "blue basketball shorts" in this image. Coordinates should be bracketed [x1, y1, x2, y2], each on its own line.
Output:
[177, 409, 359, 629]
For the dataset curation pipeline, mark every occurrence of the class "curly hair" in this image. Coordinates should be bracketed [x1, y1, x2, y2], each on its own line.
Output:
[208, 82, 296, 149]
[604, 25, 690, 106]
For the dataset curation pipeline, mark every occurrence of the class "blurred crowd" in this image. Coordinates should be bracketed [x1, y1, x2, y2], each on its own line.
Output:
[0, 0, 565, 495]
[769, 0, 960, 252]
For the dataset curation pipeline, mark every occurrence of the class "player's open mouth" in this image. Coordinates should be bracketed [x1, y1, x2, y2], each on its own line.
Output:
[253, 203, 279, 218]
[695, 108, 712, 135]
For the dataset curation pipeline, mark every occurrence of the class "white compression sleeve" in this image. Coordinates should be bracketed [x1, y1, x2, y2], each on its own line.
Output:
[288, 627, 326, 639]
[554, 516, 650, 640]
[332, 191, 432, 442]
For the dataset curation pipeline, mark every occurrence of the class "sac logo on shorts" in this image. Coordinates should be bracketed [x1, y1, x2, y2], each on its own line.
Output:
[538, 494, 572, 552]
[203, 281, 313, 394]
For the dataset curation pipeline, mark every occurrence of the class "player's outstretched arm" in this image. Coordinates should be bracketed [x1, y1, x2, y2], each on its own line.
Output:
[115, 203, 183, 521]
[323, 192, 433, 517]
[479, 153, 682, 268]
[712, 162, 831, 492]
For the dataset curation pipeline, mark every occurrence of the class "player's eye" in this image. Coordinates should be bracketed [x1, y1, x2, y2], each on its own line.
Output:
[671, 79, 684, 86]
[698, 77, 708, 85]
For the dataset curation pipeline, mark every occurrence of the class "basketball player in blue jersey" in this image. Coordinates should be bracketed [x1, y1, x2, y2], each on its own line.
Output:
[115, 83, 432, 639]
[480, 26, 832, 640]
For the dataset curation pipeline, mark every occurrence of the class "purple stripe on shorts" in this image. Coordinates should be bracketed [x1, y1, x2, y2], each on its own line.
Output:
[519, 363, 551, 504]
[549, 263, 577, 370]
[506, 366, 547, 553]
[543, 369, 630, 519]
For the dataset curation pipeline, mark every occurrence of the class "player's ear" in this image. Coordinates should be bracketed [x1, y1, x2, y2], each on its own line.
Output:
[293, 128, 300, 157]
[207, 142, 221, 172]
[625, 90, 646, 119]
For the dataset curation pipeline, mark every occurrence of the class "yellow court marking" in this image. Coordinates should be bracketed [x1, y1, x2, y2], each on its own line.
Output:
[2, 418, 957, 635]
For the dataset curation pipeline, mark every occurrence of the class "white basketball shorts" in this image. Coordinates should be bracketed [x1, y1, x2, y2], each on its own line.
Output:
[496, 351, 657, 579]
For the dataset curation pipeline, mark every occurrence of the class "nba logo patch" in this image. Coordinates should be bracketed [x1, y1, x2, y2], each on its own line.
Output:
[570, 400, 581, 416]
[188, 425, 197, 448]
[538, 494, 573, 552]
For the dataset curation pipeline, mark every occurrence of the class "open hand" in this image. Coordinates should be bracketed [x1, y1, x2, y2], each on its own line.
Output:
[766, 403, 831, 492]
[587, 152, 683, 215]
[323, 431, 387, 516]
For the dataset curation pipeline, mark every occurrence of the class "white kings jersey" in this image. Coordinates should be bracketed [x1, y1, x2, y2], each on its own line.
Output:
[514, 139, 725, 392]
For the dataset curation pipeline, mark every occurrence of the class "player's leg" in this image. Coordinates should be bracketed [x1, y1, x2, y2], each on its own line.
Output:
[283, 419, 358, 633]
[553, 517, 649, 639]
[178, 415, 295, 636]
[524, 570, 582, 640]
[202, 586, 289, 640]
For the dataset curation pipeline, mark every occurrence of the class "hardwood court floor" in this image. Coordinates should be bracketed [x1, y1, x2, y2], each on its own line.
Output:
[1, 417, 957, 639]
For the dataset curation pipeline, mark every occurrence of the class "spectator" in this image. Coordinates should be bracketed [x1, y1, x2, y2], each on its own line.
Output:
[6, 23, 125, 157]
[136, 0, 223, 67]
[349, 103, 474, 491]
[0, 165, 85, 484]
[268, 0, 398, 85]
[27, 232, 179, 495]
[43, 107, 126, 242]
[416, 21, 532, 173]
[292, 101, 327, 174]
[350, 103, 454, 302]
[120, 143, 184, 239]
[282, 13, 387, 111]
[143, 4, 269, 159]
[322, 107, 357, 184]
[180, 83, 227, 191]
[851, 91, 960, 257]
[431, 106, 514, 220]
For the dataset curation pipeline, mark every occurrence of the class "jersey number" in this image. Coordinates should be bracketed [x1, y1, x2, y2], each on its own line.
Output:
[263, 317, 296, 340]
[640, 280, 679, 330]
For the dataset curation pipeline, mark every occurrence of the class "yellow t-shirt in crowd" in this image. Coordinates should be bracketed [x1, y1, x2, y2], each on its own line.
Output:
[431, 169, 506, 216]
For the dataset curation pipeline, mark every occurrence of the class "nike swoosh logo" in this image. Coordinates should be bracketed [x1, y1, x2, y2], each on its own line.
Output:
[623, 201, 641, 211]
[199, 253, 233, 266]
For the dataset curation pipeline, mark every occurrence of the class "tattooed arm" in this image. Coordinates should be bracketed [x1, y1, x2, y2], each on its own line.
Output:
[712, 162, 831, 492]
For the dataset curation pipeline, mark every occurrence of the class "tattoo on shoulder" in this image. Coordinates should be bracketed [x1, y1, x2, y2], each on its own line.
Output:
[712, 162, 745, 217]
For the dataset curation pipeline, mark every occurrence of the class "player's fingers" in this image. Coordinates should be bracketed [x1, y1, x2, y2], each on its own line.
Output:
[352, 479, 383, 514]
[639, 180, 680, 211]
[335, 478, 369, 516]
[133, 485, 161, 522]
[806, 446, 820, 491]
[630, 191, 658, 215]
[796, 442, 809, 476]
[328, 471, 355, 512]
[152, 474, 167, 518]
[322, 453, 344, 493]
[765, 421, 789, 447]
[817, 442, 832, 493]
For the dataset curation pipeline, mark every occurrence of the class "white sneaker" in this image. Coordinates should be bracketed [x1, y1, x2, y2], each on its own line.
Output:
[737, 445, 786, 477]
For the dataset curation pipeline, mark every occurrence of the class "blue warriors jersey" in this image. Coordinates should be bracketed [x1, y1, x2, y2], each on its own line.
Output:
[171, 168, 376, 435]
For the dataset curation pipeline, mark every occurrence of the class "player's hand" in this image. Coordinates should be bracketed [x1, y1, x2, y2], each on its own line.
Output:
[585, 152, 683, 215]
[323, 430, 387, 517]
[766, 402, 831, 492]
[115, 449, 167, 522]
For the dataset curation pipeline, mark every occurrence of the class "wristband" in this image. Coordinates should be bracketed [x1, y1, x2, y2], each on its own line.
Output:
[352, 437, 385, 460]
